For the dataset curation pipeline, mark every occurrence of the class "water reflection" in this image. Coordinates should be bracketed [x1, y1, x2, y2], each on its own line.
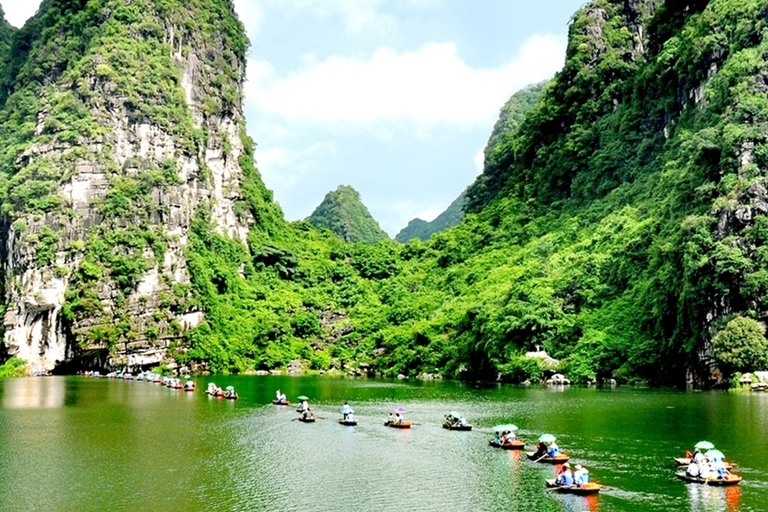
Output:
[1, 377, 65, 409]
[685, 482, 741, 512]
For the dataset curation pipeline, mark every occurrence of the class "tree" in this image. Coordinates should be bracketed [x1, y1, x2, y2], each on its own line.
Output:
[712, 317, 768, 375]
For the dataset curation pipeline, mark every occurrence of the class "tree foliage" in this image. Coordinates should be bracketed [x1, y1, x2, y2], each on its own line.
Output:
[712, 316, 768, 375]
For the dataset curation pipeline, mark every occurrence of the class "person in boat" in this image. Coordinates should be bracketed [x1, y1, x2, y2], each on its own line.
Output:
[533, 442, 548, 459]
[276, 389, 282, 401]
[713, 460, 729, 479]
[224, 388, 237, 399]
[493, 431, 502, 444]
[573, 464, 589, 487]
[388, 412, 394, 424]
[279, 392, 287, 402]
[395, 413, 404, 424]
[556, 463, 574, 486]
[686, 461, 701, 478]
[302, 406, 312, 420]
[346, 411, 355, 422]
[548, 441, 560, 458]
[692, 448, 706, 464]
[502, 430, 517, 443]
[341, 402, 353, 419]
[698, 458, 711, 479]
[458, 416, 468, 427]
[300, 400, 310, 411]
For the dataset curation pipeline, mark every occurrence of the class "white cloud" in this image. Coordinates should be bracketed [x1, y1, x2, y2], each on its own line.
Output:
[0, 1, 41, 28]
[247, 34, 565, 128]
[474, 145, 485, 175]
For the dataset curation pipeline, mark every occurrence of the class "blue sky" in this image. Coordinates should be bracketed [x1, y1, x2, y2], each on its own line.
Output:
[1, 0, 586, 235]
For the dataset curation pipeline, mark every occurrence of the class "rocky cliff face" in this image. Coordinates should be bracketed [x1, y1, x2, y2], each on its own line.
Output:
[0, 0, 253, 372]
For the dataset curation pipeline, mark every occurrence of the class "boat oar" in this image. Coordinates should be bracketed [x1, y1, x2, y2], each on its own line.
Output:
[534, 453, 549, 462]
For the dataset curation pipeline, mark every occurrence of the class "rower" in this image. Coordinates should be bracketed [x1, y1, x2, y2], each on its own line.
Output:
[573, 464, 589, 486]
[548, 441, 560, 458]
[556, 463, 574, 486]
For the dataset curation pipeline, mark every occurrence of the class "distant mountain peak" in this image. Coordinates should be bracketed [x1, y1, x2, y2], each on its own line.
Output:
[307, 185, 389, 244]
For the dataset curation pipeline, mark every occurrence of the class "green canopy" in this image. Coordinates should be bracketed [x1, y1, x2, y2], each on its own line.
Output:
[694, 441, 715, 450]
[448, 411, 463, 419]
[538, 433, 557, 444]
[297, 395, 309, 401]
[493, 424, 519, 432]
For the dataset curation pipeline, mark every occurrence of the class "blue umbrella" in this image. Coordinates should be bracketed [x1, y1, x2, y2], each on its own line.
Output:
[705, 449, 725, 461]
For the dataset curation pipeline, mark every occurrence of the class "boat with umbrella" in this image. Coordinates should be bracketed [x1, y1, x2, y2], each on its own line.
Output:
[489, 424, 524, 449]
[443, 411, 472, 430]
[527, 434, 569, 463]
[385, 407, 411, 428]
[674, 441, 734, 469]
[295, 395, 310, 412]
[223, 386, 238, 400]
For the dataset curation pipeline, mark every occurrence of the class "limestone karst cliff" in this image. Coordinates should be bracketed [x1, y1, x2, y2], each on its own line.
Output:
[0, 0, 271, 371]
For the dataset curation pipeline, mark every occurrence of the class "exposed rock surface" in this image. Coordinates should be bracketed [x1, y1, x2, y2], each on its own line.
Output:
[0, 2, 252, 372]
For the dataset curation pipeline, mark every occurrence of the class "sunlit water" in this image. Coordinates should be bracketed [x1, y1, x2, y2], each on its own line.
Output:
[0, 376, 766, 511]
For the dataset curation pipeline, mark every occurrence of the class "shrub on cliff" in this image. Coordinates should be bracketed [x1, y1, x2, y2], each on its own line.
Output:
[712, 316, 768, 376]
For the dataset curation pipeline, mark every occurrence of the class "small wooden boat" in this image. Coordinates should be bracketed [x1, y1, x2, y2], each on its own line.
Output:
[675, 471, 741, 486]
[489, 440, 525, 450]
[272, 399, 290, 405]
[384, 420, 412, 429]
[338, 418, 358, 426]
[443, 423, 472, 431]
[224, 393, 238, 400]
[674, 457, 733, 469]
[526, 451, 569, 464]
[545, 479, 602, 495]
[298, 415, 316, 423]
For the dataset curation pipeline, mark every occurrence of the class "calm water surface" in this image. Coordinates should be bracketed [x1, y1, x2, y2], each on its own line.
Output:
[0, 376, 766, 511]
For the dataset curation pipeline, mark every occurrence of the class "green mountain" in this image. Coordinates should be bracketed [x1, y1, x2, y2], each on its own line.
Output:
[307, 185, 389, 244]
[396, 82, 548, 243]
[395, 190, 467, 243]
[3, 0, 768, 389]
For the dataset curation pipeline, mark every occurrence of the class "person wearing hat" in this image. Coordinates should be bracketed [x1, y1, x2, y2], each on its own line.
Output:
[556, 463, 574, 486]
[574, 464, 589, 486]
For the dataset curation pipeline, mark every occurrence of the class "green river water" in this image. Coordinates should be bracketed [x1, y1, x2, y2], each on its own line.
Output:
[0, 375, 766, 511]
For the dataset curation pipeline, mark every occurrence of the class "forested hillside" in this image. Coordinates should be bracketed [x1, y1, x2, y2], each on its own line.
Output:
[395, 190, 467, 243]
[306, 185, 389, 244]
[3, 0, 768, 388]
